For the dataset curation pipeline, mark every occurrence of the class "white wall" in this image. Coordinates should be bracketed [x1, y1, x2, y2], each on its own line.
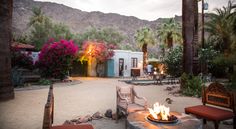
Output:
[112, 50, 143, 77]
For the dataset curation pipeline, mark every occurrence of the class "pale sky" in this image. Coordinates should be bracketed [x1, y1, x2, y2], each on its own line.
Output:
[36, 0, 232, 21]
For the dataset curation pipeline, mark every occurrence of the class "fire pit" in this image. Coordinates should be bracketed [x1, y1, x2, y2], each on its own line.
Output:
[127, 110, 202, 129]
[147, 102, 178, 124]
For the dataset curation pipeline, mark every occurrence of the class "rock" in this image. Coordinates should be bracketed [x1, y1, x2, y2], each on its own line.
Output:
[78, 115, 92, 123]
[105, 109, 113, 118]
[92, 112, 103, 120]
[112, 113, 117, 120]
[63, 120, 73, 125]
[165, 98, 173, 104]
[71, 119, 78, 122]
[166, 86, 173, 91]
[223, 120, 233, 125]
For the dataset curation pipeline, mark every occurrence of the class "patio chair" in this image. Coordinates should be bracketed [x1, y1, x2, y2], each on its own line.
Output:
[116, 85, 147, 128]
[43, 84, 94, 129]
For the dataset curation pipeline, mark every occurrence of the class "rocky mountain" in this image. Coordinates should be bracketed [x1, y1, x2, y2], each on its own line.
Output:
[13, 0, 181, 53]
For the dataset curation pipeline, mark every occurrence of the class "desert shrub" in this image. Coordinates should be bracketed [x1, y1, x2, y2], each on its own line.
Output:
[11, 47, 34, 69]
[209, 54, 234, 78]
[37, 39, 78, 80]
[180, 73, 203, 97]
[198, 46, 219, 72]
[11, 67, 24, 87]
[38, 78, 52, 85]
[227, 72, 236, 90]
[163, 46, 183, 77]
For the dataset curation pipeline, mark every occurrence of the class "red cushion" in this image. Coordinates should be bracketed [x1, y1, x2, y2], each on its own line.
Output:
[185, 105, 234, 121]
[52, 124, 94, 129]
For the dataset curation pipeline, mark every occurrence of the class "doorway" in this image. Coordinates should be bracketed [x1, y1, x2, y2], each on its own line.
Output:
[119, 58, 124, 76]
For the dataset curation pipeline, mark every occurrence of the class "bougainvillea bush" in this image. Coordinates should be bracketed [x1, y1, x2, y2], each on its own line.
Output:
[81, 41, 116, 76]
[37, 39, 78, 80]
[11, 47, 34, 69]
[82, 41, 116, 62]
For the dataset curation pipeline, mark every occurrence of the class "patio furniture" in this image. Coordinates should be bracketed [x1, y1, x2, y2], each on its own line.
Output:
[131, 68, 140, 80]
[185, 82, 235, 129]
[43, 84, 94, 129]
[116, 85, 147, 128]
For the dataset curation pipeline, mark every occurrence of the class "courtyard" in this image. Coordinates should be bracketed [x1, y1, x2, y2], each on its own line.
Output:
[0, 77, 233, 129]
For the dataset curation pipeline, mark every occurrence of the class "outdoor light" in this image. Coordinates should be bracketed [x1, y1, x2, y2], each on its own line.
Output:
[204, 2, 208, 10]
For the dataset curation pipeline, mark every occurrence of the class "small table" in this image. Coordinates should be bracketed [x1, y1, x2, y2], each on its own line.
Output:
[127, 111, 202, 129]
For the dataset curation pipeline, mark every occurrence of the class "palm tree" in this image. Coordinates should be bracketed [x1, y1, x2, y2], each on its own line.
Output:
[182, 0, 195, 74]
[157, 18, 182, 49]
[134, 27, 156, 68]
[205, 1, 236, 53]
[0, 0, 14, 101]
[28, 7, 46, 26]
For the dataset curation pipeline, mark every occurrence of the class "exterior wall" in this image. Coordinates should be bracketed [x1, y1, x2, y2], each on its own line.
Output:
[112, 50, 143, 77]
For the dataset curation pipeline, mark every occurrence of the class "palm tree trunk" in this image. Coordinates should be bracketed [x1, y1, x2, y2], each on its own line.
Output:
[167, 37, 173, 49]
[0, 0, 14, 101]
[193, 0, 200, 74]
[182, 0, 194, 74]
[142, 43, 148, 69]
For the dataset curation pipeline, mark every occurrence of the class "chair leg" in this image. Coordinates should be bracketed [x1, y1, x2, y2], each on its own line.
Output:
[234, 117, 236, 129]
[125, 118, 127, 129]
[116, 108, 119, 123]
[203, 119, 207, 124]
[214, 121, 219, 129]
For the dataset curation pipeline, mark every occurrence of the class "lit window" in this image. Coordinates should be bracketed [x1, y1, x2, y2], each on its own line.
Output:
[131, 58, 138, 68]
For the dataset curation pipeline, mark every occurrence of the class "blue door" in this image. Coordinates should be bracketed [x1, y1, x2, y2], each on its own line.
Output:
[107, 59, 114, 77]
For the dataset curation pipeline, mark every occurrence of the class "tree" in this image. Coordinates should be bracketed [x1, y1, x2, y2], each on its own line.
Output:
[81, 41, 116, 77]
[134, 27, 156, 68]
[0, 0, 15, 101]
[157, 18, 182, 49]
[182, 0, 195, 74]
[52, 23, 73, 41]
[75, 27, 124, 47]
[30, 16, 53, 50]
[205, 1, 236, 53]
[29, 7, 74, 50]
[28, 7, 47, 26]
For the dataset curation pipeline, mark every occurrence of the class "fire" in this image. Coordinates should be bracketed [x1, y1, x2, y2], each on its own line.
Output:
[148, 102, 170, 120]
[161, 70, 164, 74]
[87, 45, 93, 55]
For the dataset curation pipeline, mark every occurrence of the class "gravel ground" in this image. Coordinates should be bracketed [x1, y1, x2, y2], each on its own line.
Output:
[0, 77, 233, 129]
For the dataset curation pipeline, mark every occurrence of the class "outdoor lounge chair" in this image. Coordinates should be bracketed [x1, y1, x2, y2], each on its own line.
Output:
[43, 84, 94, 129]
[116, 85, 147, 128]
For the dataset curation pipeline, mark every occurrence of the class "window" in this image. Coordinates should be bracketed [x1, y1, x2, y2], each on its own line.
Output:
[131, 58, 138, 68]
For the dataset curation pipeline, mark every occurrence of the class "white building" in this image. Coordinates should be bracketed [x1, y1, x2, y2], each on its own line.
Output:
[107, 50, 143, 77]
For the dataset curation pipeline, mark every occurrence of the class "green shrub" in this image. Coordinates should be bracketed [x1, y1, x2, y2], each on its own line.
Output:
[227, 72, 236, 90]
[11, 67, 24, 87]
[163, 46, 183, 77]
[210, 54, 233, 78]
[180, 73, 203, 97]
[38, 78, 52, 85]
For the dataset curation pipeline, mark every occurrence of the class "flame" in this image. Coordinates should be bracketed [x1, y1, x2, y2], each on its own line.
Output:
[87, 45, 92, 55]
[161, 70, 164, 74]
[148, 102, 170, 120]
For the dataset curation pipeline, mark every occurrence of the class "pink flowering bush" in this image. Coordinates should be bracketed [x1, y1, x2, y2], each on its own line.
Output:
[11, 47, 34, 69]
[37, 39, 78, 79]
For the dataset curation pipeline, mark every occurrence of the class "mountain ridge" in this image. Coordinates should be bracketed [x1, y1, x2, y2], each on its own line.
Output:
[13, 0, 181, 52]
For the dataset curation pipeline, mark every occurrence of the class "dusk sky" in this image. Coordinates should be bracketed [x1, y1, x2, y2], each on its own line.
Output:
[36, 0, 232, 21]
